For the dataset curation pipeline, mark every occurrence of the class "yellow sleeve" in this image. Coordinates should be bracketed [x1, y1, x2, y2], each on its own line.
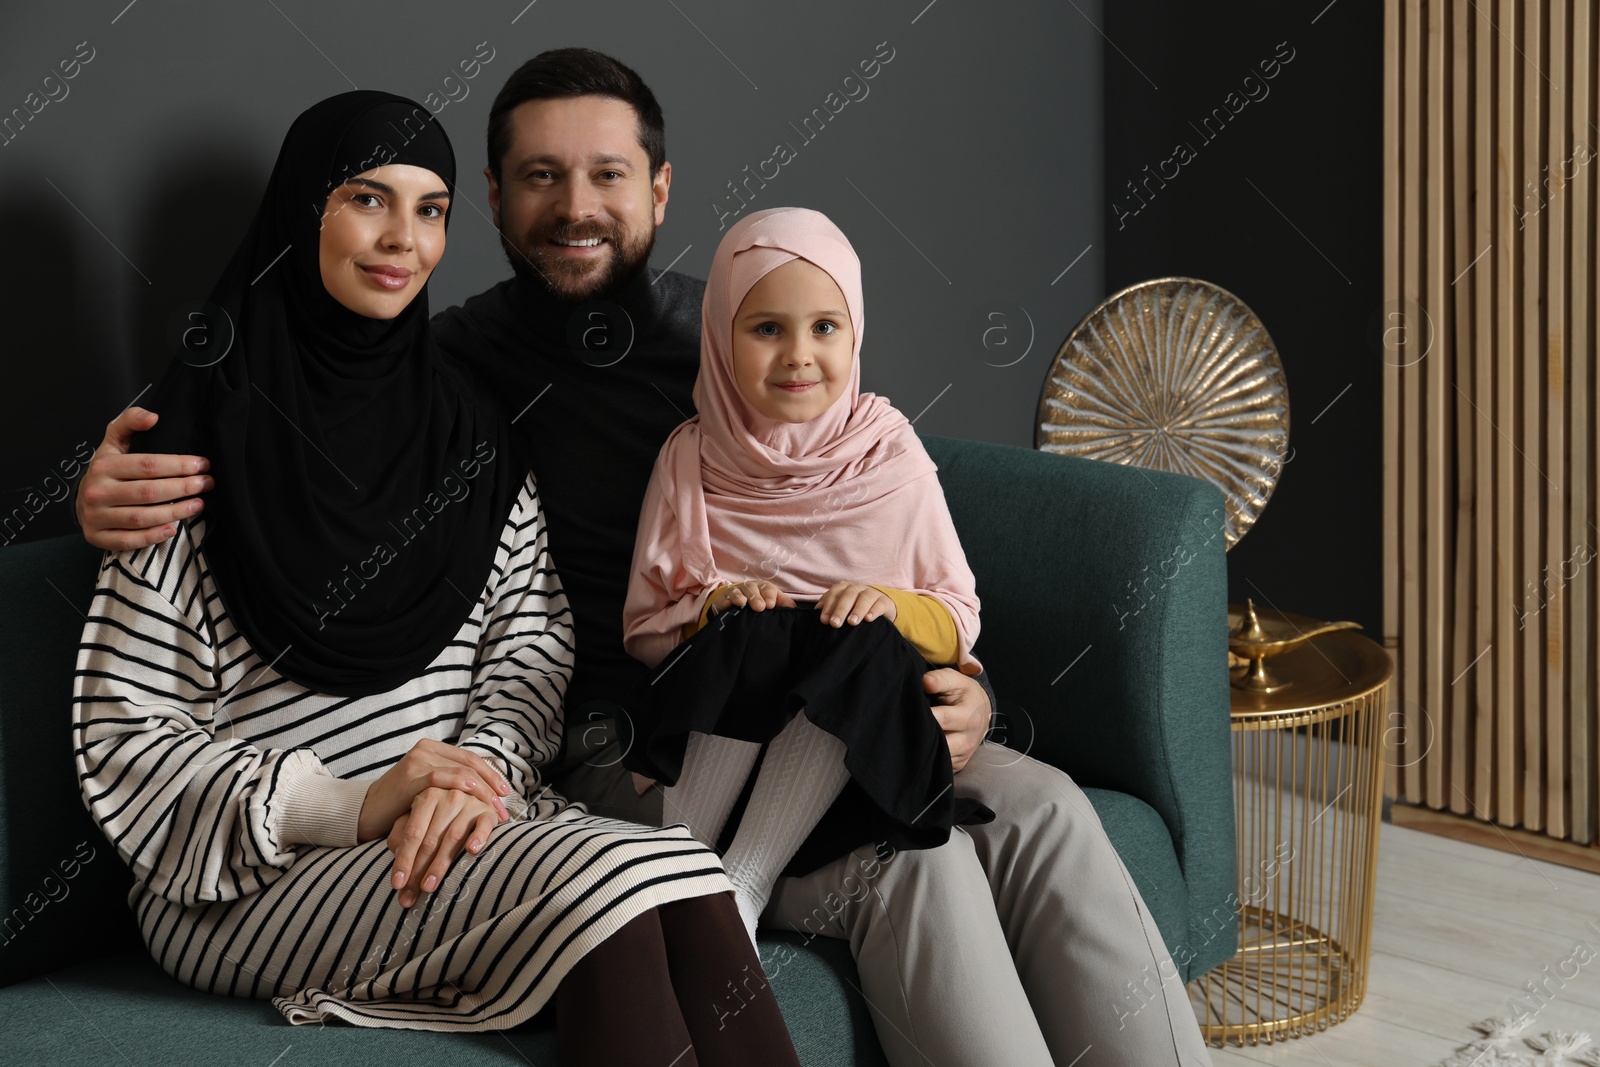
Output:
[681, 584, 738, 641]
[871, 586, 961, 664]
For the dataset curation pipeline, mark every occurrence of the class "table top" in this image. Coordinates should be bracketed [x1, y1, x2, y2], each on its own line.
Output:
[1227, 604, 1393, 727]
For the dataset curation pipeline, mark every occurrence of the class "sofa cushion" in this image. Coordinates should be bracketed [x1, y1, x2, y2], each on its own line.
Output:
[2, 949, 555, 1067]
[0, 932, 885, 1067]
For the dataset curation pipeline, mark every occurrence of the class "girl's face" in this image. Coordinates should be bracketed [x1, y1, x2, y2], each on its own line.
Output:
[319, 164, 450, 319]
[730, 258, 854, 423]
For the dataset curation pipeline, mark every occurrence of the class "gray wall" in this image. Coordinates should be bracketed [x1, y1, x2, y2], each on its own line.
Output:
[1, 0, 1103, 546]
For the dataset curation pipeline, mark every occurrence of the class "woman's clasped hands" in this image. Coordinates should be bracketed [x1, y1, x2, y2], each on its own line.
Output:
[356, 738, 517, 908]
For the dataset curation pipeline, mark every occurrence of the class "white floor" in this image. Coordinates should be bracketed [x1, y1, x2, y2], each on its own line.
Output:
[1200, 821, 1600, 1066]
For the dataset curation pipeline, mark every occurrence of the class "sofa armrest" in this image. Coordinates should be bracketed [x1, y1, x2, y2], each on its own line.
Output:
[922, 435, 1235, 961]
[0, 535, 142, 990]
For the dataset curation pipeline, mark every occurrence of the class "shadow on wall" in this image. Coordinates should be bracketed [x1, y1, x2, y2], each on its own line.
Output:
[129, 135, 263, 390]
[0, 191, 110, 550]
[0, 137, 259, 550]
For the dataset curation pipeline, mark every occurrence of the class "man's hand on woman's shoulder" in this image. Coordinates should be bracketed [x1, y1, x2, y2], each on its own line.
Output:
[77, 406, 212, 551]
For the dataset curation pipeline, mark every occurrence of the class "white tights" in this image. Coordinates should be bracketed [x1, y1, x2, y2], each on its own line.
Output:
[662, 715, 851, 947]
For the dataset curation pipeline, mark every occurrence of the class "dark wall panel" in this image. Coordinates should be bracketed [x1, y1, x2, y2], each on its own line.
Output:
[1103, 0, 1385, 635]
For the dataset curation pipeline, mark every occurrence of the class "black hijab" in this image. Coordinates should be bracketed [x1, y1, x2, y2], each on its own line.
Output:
[139, 91, 524, 697]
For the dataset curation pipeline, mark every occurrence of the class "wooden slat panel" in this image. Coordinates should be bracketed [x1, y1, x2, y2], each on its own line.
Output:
[1424, 0, 1451, 812]
[1471, 2, 1497, 818]
[1518, 0, 1545, 830]
[1383, 0, 1404, 803]
[1575, 0, 1598, 845]
[1543, 0, 1569, 841]
[1493, 0, 1520, 827]
[1401, 0, 1426, 797]
[1385, 0, 1597, 855]
[1448, 0, 1473, 817]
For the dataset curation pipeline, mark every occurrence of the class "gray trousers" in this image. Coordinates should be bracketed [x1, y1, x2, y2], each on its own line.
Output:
[553, 730, 1212, 1067]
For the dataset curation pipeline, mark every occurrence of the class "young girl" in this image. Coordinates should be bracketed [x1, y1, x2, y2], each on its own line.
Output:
[622, 207, 988, 944]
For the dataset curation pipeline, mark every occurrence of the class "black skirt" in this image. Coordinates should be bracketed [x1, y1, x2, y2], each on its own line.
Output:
[620, 605, 993, 876]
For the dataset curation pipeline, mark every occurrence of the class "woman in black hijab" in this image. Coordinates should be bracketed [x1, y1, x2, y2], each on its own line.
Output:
[72, 91, 799, 1066]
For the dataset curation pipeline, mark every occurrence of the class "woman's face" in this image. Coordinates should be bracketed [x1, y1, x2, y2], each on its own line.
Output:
[319, 164, 450, 319]
[730, 259, 854, 424]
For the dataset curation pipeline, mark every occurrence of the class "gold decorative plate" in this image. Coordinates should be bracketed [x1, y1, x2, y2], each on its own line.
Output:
[1035, 278, 1290, 548]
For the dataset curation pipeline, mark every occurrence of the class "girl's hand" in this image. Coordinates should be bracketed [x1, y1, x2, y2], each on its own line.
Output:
[816, 582, 897, 628]
[708, 580, 796, 614]
[357, 737, 512, 845]
[387, 787, 502, 908]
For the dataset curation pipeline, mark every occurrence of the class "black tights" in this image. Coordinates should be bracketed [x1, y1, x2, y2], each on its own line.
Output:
[556, 890, 801, 1067]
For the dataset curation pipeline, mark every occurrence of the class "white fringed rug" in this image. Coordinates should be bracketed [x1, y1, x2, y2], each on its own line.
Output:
[1435, 1018, 1600, 1066]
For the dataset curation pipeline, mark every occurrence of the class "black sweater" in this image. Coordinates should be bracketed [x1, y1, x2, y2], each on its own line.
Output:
[433, 267, 704, 713]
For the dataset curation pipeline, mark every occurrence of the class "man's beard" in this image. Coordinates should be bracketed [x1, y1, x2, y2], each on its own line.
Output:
[500, 218, 656, 303]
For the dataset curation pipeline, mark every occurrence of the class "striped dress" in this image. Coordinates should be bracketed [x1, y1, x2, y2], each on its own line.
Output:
[71, 474, 731, 1030]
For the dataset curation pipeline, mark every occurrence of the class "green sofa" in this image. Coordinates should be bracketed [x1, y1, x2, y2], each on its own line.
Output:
[0, 436, 1235, 1065]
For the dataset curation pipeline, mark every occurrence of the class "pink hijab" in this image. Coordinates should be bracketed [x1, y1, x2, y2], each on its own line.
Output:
[623, 207, 979, 669]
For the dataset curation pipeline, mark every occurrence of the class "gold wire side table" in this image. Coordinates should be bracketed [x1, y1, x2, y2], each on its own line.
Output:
[1187, 606, 1393, 1046]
